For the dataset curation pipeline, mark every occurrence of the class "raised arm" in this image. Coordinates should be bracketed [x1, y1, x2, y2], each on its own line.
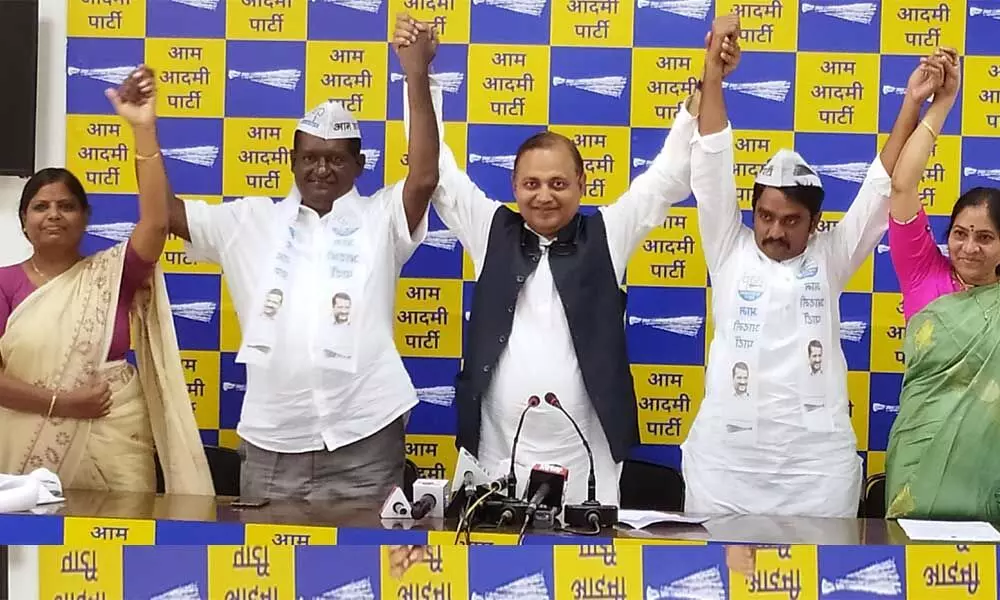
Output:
[889, 51, 955, 223]
[394, 13, 440, 234]
[112, 68, 244, 263]
[824, 53, 951, 286]
[167, 188, 190, 242]
[106, 66, 169, 262]
[690, 15, 745, 275]
[399, 18, 501, 270]
[598, 102, 696, 280]
[601, 18, 743, 280]
[888, 52, 958, 297]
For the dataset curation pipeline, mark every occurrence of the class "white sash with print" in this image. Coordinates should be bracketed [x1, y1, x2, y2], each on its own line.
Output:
[720, 250, 836, 443]
[794, 255, 835, 433]
[236, 186, 369, 374]
[724, 266, 768, 440]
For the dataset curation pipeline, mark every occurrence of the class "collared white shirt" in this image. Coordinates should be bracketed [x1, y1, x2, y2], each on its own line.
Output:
[184, 184, 429, 454]
[433, 106, 699, 507]
[681, 121, 891, 517]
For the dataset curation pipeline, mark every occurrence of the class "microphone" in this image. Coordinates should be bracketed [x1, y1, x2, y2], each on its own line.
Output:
[506, 395, 540, 499]
[484, 474, 514, 493]
[525, 463, 568, 512]
[410, 479, 450, 520]
[410, 495, 436, 520]
[379, 486, 412, 519]
[516, 464, 567, 543]
[544, 392, 618, 529]
[543, 392, 596, 502]
[446, 447, 492, 519]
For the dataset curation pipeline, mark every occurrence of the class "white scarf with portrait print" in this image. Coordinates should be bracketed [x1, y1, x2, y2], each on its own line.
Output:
[235, 185, 372, 374]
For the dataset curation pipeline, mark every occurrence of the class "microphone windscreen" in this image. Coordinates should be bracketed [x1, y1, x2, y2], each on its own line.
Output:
[525, 464, 568, 509]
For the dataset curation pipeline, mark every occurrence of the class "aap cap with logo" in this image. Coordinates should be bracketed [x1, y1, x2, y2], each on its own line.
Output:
[297, 101, 361, 140]
[755, 149, 822, 189]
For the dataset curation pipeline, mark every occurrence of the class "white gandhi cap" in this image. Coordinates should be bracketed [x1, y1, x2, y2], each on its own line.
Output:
[296, 100, 361, 140]
[755, 148, 822, 189]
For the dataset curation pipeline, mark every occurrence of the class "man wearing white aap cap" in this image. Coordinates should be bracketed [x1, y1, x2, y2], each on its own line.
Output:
[681, 15, 936, 518]
[755, 149, 822, 190]
[297, 101, 362, 140]
[164, 22, 444, 503]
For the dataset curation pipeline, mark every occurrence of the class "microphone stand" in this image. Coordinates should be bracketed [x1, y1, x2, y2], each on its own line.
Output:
[507, 395, 539, 500]
[475, 396, 538, 533]
[544, 392, 618, 530]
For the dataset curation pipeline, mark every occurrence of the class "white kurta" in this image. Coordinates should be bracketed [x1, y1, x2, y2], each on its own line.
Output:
[184, 185, 429, 454]
[681, 121, 891, 518]
[432, 107, 699, 507]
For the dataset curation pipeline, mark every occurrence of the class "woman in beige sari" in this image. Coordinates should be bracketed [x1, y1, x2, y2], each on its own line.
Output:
[0, 67, 213, 495]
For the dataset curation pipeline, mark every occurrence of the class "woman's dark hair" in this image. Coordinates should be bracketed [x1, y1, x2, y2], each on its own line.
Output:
[947, 187, 1000, 235]
[18, 168, 90, 228]
[751, 183, 825, 218]
[513, 131, 584, 177]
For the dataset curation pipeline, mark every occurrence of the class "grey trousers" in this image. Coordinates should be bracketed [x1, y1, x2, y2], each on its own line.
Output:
[237, 416, 405, 503]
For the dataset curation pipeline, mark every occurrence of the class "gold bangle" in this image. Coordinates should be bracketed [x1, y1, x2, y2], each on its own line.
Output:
[135, 150, 161, 161]
[46, 393, 57, 419]
[919, 119, 938, 138]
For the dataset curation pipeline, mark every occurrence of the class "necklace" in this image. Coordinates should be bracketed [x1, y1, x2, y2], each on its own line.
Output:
[953, 269, 972, 291]
[973, 282, 1000, 322]
[952, 270, 1000, 321]
[29, 257, 50, 281]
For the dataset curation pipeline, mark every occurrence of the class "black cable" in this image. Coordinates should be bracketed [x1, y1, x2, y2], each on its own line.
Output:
[454, 489, 494, 544]
[557, 513, 603, 536]
[587, 513, 601, 535]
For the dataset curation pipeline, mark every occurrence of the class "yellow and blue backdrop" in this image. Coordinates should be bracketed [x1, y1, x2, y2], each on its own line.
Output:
[64, 0, 1000, 486]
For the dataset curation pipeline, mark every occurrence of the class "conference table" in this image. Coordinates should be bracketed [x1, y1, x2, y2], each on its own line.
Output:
[1, 490, 993, 599]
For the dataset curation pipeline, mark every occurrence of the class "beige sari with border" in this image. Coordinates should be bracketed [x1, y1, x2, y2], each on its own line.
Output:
[0, 242, 214, 495]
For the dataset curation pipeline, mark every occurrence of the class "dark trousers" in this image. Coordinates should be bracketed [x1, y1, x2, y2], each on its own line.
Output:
[237, 417, 405, 502]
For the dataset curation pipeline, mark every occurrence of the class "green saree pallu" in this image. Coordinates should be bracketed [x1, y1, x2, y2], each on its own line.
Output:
[885, 283, 1000, 520]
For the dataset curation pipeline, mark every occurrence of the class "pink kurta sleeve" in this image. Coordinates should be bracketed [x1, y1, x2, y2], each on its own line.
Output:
[120, 241, 157, 301]
[104, 242, 158, 361]
[888, 207, 954, 318]
[0, 278, 12, 339]
[0, 265, 31, 340]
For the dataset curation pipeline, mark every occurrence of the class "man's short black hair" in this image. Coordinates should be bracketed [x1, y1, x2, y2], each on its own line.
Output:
[292, 130, 362, 155]
[751, 183, 825, 218]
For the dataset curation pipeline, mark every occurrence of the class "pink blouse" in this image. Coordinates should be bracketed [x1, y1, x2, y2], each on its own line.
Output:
[0, 243, 156, 360]
[888, 207, 960, 321]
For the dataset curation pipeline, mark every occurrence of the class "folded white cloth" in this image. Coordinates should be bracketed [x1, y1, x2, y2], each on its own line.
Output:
[0, 468, 64, 513]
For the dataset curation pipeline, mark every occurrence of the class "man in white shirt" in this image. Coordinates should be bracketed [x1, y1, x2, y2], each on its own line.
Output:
[160, 19, 442, 502]
[396, 17, 741, 508]
[683, 16, 935, 517]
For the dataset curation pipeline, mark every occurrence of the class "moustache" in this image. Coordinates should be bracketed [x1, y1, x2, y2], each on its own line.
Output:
[764, 238, 789, 248]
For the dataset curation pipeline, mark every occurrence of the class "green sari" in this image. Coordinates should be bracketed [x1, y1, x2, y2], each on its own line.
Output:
[886, 282, 1000, 520]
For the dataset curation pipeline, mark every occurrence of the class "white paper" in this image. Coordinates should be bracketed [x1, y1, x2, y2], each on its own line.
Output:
[616, 509, 709, 529]
[897, 519, 1000, 542]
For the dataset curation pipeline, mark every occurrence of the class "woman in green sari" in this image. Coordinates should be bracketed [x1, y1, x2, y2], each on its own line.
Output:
[885, 50, 1000, 520]
[885, 285, 1000, 519]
